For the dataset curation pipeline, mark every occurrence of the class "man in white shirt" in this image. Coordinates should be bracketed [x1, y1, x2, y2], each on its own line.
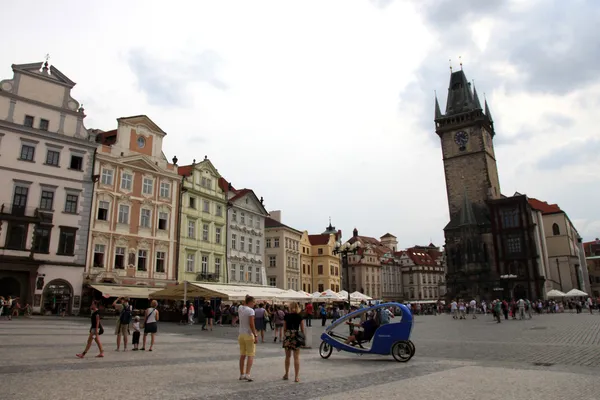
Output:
[517, 298, 525, 320]
[450, 300, 458, 319]
[469, 299, 477, 319]
[238, 295, 258, 382]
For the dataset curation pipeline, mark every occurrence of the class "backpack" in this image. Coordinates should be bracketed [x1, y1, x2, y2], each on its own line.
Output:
[120, 306, 132, 324]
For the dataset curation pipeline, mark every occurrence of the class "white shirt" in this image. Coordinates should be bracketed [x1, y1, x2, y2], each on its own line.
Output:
[146, 308, 157, 323]
[132, 322, 140, 332]
[517, 299, 525, 308]
[451, 301, 457, 310]
[238, 305, 255, 335]
[469, 300, 476, 308]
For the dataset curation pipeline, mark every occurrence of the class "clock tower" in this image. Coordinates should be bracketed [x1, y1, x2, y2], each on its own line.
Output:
[435, 68, 500, 300]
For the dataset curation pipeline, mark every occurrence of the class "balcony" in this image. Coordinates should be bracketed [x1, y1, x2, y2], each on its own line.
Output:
[196, 272, 220, 282]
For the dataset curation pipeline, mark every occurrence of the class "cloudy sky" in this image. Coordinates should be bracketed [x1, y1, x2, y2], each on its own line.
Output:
[2, 0, 599, 247]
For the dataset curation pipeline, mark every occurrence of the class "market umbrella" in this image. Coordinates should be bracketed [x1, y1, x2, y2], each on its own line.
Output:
[564, 289, 588, 297]
[546, 289, 566, 298]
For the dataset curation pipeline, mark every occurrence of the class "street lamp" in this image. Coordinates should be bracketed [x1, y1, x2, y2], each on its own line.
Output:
[333, 240, 362, 307]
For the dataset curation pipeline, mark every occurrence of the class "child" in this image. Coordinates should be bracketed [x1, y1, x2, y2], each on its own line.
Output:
[132, 316, 141, 351]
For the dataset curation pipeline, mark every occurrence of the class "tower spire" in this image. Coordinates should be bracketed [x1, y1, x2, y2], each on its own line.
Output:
[434, 91, 442, 119]
[445, 67, 476, 115]
[472, 82, 482, 109]
[484, 97, 493, 122]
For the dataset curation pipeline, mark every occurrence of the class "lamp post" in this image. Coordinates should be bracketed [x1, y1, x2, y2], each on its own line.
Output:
[333, 240, 362, 307]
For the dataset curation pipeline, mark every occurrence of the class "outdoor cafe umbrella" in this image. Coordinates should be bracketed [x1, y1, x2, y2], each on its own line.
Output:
[564, 288, 588, 297]
[546, 289, 566, 298]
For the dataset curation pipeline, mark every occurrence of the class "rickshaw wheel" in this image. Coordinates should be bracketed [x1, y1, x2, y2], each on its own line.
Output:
[407, 340, 416, 357]
[319, 341, 333, 359]
[391, 341, 413, 362]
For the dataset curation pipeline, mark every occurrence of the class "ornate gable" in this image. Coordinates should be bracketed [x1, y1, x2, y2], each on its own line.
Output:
[12, 62, 77, 88]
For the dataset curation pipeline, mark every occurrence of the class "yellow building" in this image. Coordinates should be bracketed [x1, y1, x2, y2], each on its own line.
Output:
[300, 232, 313, 292]
[309, 233, 341, 293]
[177, 157, 227, 283]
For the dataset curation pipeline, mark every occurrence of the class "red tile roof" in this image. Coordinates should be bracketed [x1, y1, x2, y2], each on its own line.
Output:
[405, 248, 438, 266]
[229, 189, 251, 202]
[177, 164, 193, 177]
[308, 234, 330, 246]
[528, 197, 562, 214]
[218, 177, 236, 193]
[96, 129, 117, 146]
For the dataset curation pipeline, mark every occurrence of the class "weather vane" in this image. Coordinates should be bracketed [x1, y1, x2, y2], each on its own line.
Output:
[459, 55, 463, 70]
[449, 58, 452, 72]
[45, 53, 50, 62]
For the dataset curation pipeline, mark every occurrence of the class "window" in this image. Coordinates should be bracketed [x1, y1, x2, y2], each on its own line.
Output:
[20, 144, 35, 161]
[240, 265, 245, 281]
[39, 119, 49, 131]
[255, 218, 260, 228]
[158, 212, 168, 230]
[507, 235, 522, 253]
[189, 196, 196, 209]
[318, 264, 323, 275]
[69, 155, 83, 170]
[231, 234, 237, 250]
[118, 204, 129, 224]
[269, 256, 276, 267]
[269, 277, 276, 287]
[318, 284, 324, 292]
[160, 182, 170, 198]
[552, 223, 560, 236]
[202, 224, 209, 241]
[46, 150, 60, 166]
[57, 227, 76, 255]
[142, 178, 153, 195]
[24, 115, 34, 127]
[256, 240, 260, 254]
[501, 209, 519, 228]
[101, 169, 113, 185]
[33, 226, 51, 253]
[114, 247, 125, 269]
[255, 267, 260, 283]
[241, 236, 246, 252]
[201, 255, 208, 274]
[203, 200, 210, 213]
[121, 173, 133, 190]
[266, 239, 271, 248]
[215, 227, 221, 244]
[186, 253, 195, 272]
[216, 205, 223, 217]
[140, 209, 151, 228]
[137, 250, 147, 271]
[215, 257, 221, 277]
[93, 244, 105, 267]
[201, 177, 207, 187]
[274, 238, 279, 248]
[248, 238, 253, 253]
[64, 194, 78, 214]
[206, 178, 212, 189]
[156, 251, 165, 273]
[249, 215, 254, 227]
[232, 210, 237, 222]
[97, 200, 109, 220]
[318, 248, 323, 255]
[231, 264, 237, 281]
[5, 222, 28, 250]
[39, 190, 54, 211]
[188, 220, 196, 238]
[240, 212, 245, 224]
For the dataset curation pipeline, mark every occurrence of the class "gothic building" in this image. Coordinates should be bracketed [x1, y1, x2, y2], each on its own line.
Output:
[435, 68, 544, 301]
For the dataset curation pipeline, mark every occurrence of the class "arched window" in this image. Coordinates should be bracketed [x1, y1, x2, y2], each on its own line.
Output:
[552, 223, 560, 235]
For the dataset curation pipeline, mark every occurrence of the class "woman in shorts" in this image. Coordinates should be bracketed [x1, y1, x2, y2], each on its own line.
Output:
[76, 301, 104, 358]
[142, 300, 159, 351]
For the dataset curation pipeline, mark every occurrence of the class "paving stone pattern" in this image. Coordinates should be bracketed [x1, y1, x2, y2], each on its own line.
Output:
[1, 313, 599, 400]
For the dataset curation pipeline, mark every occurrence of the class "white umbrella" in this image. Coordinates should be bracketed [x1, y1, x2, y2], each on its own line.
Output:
[546, 289, 566, 298]
[564, 288, 588, 297]
[315, 289, 343, 301]
[350, 291, 372, 301]
[311, 291, 322, 298]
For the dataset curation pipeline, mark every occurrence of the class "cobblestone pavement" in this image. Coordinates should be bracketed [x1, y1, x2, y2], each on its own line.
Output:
[1, 313, 599, 400]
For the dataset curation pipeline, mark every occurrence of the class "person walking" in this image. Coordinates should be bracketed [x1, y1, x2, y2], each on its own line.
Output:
[517, 298, 525, 320]
[76, 301, 104, 358]
[188, 302, 195, 325]
[304, 302, 313, 327]
[238, 295, 258, 382]
[112, 297, 132, 351]
[493, 300, 502, 323]
[254, 303, 267, 343]
[469, 299, 477, 319]
[319, 304, 327, 326]
[273, 306, 285, 343]
[142, 300, 159, 351]
[450, 299, 458, 319]
[282, 302, 305, 383]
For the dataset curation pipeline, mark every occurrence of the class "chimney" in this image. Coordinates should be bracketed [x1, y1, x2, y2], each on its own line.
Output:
[269, 210, 282, 223]
[353, 228, 358, 237]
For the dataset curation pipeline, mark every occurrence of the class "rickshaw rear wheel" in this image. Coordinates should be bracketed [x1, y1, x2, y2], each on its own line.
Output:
[407, 340, 416, 357]
[391, 341, 413, 362]
[319, 341, 333, 359]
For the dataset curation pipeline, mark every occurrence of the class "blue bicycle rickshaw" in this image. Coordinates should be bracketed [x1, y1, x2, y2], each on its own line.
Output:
[318, 302, 415, 362]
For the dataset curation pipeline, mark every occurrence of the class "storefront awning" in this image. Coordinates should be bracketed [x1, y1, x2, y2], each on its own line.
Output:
[150, 282, 311, 302]
[90, 284, 164, 299]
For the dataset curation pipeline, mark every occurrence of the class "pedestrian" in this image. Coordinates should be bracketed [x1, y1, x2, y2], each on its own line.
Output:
[319, 304, 327, 326]
[254, 303, 267, 343]
[493, 299, 502, 323]
[517, 298, 525, 320]
[202, 301, 213, 331]
[112, 297, 132, 351]
[450, 299, 458, 319]
[188, 302, 195, 325]
[304, 302, 313, 327]
[282, 302, 305, 383]
[76, 301, 104, 358]
[238, 295, 258, 382]
[132, 316, 141, 351]
[0, 296, 4, 319]
[180, 303, 188, 325]
[273, 306, 285, 343]
[470, 299, 477, 319]
[142, 300, 159, 351]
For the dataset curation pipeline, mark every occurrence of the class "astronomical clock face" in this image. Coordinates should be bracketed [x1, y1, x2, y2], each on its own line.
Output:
[454, 131, 469, 147]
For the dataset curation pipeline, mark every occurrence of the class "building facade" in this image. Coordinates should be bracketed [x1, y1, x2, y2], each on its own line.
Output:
[86, 115, 179, 292]
[177, 158, 227, 284]
[300, 231, 313, 292]
[219, 179, 268, 285]
[309, 232, 341, 293]
[584, 239, 600, 297]
[0, 61, 97, 315]
[264, 211, 301, 290]
[379, 234, 402, 301]
[398, 245, 446, 302]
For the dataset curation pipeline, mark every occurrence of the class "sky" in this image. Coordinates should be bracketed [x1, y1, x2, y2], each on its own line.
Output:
[2, 0, 599, 247]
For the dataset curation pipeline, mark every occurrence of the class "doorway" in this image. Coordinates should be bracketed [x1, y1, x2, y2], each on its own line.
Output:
[42, 280, 73, 315]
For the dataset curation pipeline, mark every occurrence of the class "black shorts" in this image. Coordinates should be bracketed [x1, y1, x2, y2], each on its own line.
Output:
[144, 322, 158, 334]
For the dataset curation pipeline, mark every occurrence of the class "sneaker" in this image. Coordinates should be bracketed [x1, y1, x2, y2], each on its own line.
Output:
[239, 374, 246, 380]
[245, 375, 253, 382]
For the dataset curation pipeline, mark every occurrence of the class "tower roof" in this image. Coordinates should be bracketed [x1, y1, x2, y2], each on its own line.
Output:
[444, 70, 481, 116]
[435, 95, 442, 120]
